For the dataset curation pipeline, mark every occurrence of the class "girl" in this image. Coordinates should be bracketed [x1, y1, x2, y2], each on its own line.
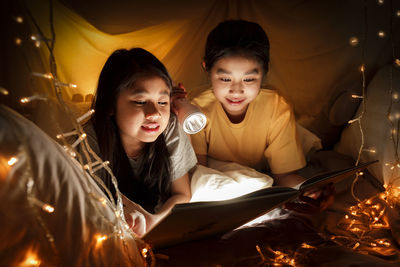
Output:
[83, 48, 197, 236]
[190, 20, 334, 211]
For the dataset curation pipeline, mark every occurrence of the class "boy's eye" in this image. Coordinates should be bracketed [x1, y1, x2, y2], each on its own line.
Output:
[244, 78, 256, 82]
[158, 101, 169, 106]
[220, 78, 231, 82]
[134, 100, 146, 105]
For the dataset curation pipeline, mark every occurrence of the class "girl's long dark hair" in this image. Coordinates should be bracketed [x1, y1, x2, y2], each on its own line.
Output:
[91, 48, 173, 213]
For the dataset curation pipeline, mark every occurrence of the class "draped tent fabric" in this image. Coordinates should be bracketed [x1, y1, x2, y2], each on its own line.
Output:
[17, 0, 396, 115]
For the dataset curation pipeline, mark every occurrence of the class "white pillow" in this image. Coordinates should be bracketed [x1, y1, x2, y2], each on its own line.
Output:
[296, 122, 323, 156]
[335, 65, 400, 186]
[0, 105, 146, 266]
[190, 158, 274, 202]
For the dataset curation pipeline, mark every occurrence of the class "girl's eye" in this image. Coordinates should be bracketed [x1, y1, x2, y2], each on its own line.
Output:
[244, 78, 256, 82]
[134, 100, 146, 105]
[220, 78, 231, 82]
[158, 101, 168, 106]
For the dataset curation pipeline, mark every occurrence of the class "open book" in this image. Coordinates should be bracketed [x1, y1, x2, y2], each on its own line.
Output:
[143, 160, 378, 249]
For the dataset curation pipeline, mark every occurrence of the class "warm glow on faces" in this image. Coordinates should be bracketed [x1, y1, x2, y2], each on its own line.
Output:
[210, 56, 263, 121]
[115, 76, 170, 157]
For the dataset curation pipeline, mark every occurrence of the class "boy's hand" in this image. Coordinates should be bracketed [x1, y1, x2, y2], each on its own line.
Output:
[171, 83, 188, 115]
[284, 183, 335, 213]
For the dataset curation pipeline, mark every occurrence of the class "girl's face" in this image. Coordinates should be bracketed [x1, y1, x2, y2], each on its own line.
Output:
[115, 75, 170, 157]
[209, 56, 263, 120]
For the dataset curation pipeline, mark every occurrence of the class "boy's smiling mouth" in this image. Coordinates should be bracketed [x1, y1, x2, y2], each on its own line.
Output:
[226, 98, 245, 105]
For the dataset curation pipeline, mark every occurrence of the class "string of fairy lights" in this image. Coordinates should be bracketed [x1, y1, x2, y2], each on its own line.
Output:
[254, 0, 400, 265]
[332, 0, 400, 258]
[2, 0, 153, 266]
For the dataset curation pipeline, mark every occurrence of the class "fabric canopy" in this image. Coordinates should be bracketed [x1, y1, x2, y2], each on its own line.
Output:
[3, 0, 397, 114]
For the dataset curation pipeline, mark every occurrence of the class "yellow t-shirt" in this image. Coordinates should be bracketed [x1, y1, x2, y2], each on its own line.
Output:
[191, 89, 306, 174]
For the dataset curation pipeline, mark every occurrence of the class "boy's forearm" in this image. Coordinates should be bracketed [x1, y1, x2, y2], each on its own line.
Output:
[273, 172, 306, 188]
[196, 154, 208, 166]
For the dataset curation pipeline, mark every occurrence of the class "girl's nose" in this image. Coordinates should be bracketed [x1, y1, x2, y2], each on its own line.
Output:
[144, 103, 161, 120]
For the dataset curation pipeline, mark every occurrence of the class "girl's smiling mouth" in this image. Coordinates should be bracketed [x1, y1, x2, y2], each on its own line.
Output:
[141, 123, 160, 132]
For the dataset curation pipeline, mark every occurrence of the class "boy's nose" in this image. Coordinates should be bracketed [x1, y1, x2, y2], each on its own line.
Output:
[229, 83, 244, 94]
[145, 103, 161, 120]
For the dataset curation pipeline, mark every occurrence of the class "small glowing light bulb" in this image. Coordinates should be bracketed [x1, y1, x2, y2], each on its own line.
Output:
[393, 92, 399, 100]
[141, 247, 149, 258]
[43, 73, 53, 79]
[42, 204, 55, 213]
[378, 31, 386, 38]
[15, 37, 22, 46]
[0, 87, 9, 95]
[77, 109, 95, 123]
[8, 157, 18, 166]
[360, 64, 365, 72]
[97, 235, 107, 242]
[34, 41, 41, 48]
[21, 250, 41, 266]
[397, 10, 400, 17]
[395, 59, 400, 67]
[32, 72, 53, 80]
[100, 197, 107, 206]
[349, 37, 359, 46]
[377, 0, 384, 5]
[95, 234, 107, 248]
[351, 94, 364, 99]
[363, 148, 376, 153]
[115, 210, 121, 218]
[15, 16, 24, 23]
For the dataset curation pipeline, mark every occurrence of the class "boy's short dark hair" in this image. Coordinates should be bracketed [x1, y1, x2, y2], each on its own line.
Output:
[204, 19, 270, 74]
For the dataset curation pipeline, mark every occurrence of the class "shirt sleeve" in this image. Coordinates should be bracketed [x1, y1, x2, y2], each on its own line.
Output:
[264, 98, 306, 174]
[189, 126, 208, 156]
[164, 114, 198, 180]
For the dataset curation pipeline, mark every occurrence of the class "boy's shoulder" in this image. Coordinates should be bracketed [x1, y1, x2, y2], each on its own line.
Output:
[258, 88, 280, 98]
[257, 89, 289, 105]
[191, 89, 216, 109]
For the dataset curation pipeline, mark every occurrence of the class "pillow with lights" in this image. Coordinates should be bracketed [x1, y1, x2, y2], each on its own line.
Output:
[0, 105, 147, 266]
[335, 64, 400, 186]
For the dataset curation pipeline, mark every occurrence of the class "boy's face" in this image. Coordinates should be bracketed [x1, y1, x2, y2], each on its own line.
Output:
[209, 56, 263, 120]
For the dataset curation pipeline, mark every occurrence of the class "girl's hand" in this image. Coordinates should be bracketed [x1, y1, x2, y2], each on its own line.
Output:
[125, 210, 146, 237]
[145, 213, 164, 231]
